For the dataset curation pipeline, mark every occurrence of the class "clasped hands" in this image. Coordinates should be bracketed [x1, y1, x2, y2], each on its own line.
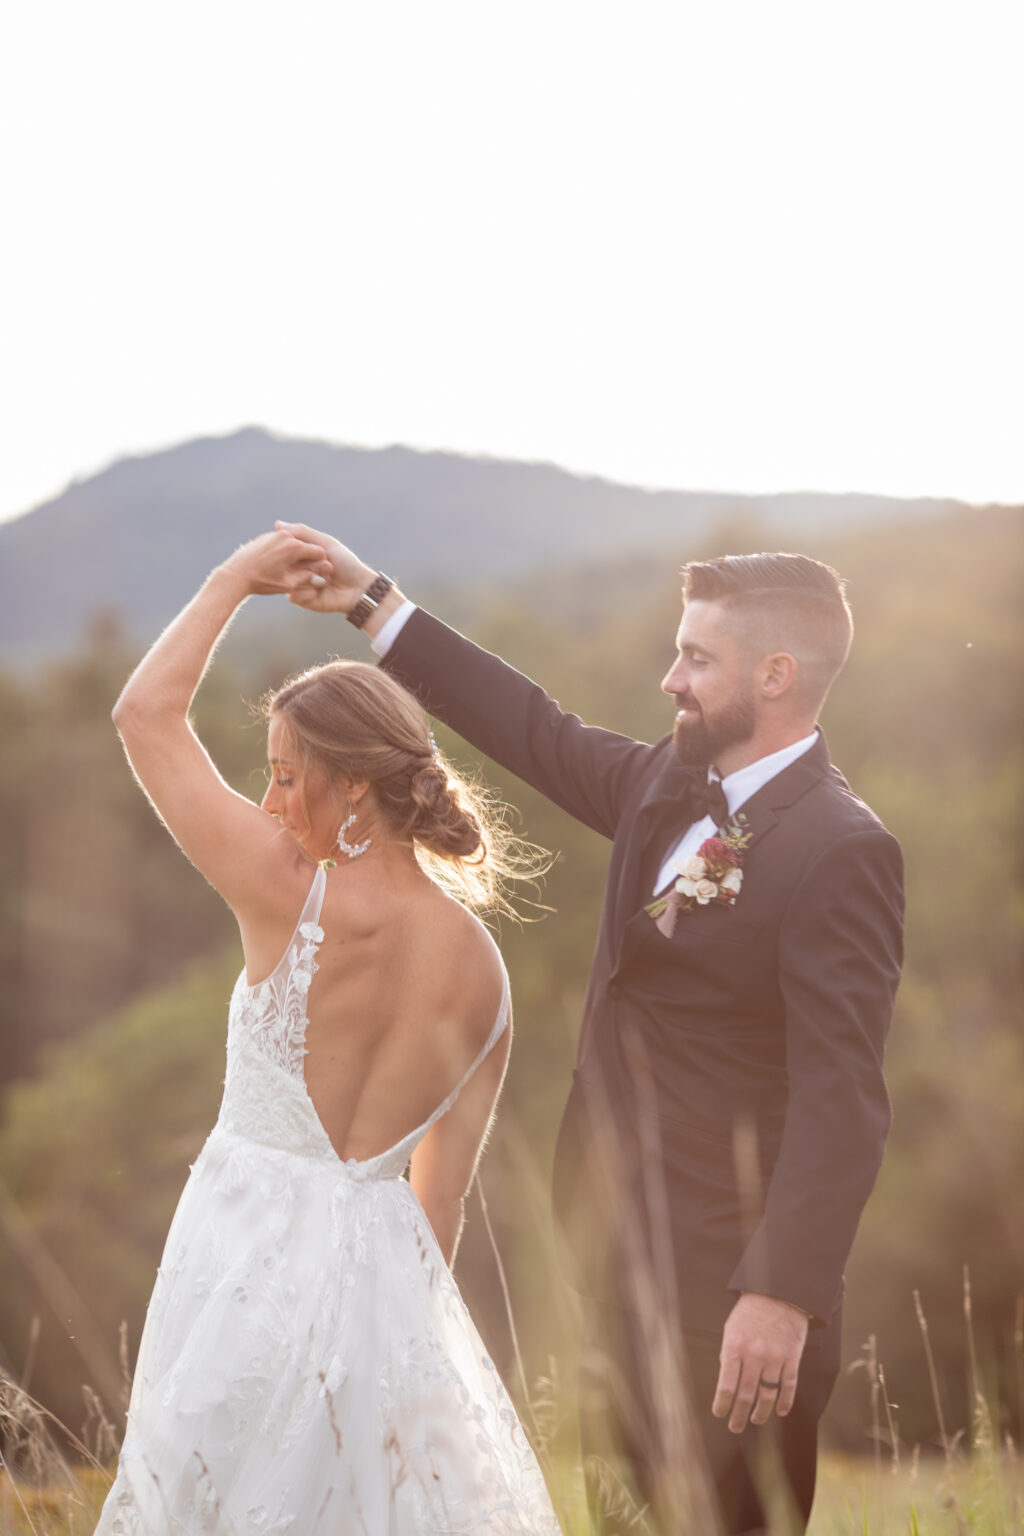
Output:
[214, 523, 350, 601]
[220, 522, 379, 615]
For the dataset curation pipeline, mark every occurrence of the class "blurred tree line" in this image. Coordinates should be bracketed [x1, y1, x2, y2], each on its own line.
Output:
[0, 507, 1020, 1458]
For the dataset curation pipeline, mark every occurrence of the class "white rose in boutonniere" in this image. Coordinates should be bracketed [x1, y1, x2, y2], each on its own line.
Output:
[677, 853, 708, 883]
[645, 814, 753, 937]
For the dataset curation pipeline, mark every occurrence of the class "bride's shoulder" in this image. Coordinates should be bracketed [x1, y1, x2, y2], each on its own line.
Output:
[227, 833, 319, 916]
[233, 846, 325, 982]
[421, 879, 498, 940]
[419, 883, 507, 983]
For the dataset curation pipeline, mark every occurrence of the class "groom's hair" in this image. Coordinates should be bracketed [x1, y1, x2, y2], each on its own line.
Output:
[681, 552, 854, 709]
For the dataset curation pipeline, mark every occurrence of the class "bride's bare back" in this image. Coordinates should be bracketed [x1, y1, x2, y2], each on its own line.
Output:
[302, 866, 508, 1162]
[238, 851, 511, 1258]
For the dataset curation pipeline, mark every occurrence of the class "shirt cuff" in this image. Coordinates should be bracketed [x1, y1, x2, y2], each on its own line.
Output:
[371, 599, 418, 657]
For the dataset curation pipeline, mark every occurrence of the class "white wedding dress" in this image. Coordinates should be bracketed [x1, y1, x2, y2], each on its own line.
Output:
[96, 867, 561, 1535]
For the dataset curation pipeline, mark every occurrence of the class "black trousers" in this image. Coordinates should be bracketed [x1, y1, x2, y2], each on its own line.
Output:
[578, 1296, 842, 1536]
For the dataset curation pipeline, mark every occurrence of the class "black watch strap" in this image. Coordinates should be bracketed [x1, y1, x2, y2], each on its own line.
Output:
[346, 573, 395, 629]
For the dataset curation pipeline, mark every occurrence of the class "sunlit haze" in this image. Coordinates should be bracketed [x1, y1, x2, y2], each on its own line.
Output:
[1, 1, 1021, 524]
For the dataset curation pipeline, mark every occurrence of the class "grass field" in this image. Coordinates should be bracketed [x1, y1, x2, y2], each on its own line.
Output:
[2, 1278, 1020, 1534]
[2, 1408, 1021, 1536]
[1, 1450, 1021, 1535]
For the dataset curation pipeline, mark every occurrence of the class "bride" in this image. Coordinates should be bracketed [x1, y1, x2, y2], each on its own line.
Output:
[95, 529, 561, 1534]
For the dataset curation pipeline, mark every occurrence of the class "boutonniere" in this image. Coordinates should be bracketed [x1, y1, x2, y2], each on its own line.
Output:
[646, 814, 752, 938]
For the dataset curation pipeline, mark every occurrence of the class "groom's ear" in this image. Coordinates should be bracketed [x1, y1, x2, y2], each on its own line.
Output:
[758, 651, 798, 699]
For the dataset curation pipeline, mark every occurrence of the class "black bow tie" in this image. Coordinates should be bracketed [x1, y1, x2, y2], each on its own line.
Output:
[680, 768, 729, 830]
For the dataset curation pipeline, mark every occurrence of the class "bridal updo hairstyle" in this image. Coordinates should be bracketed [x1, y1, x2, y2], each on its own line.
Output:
[262, 660, 538, 912]
[681, 552, 854, 710]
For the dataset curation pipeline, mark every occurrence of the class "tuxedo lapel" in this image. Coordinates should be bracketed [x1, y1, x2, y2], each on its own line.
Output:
[610, 733, 832, 979]
[731, 729, 833, 847]
[618, 733, 833, 943]
[614, 758, 696, 936]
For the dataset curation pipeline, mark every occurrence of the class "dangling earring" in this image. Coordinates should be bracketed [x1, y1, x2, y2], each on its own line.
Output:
[336, 805, 371, 859]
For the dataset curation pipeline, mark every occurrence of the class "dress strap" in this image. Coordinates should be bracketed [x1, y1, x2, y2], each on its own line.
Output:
[425, 964, 511, 1128]
[357, 964, 511, 1172]
[254, 866, 327, 988]
[298, 865, 328, 929]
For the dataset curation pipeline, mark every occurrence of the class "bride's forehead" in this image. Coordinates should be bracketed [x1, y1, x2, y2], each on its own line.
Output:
[267, 715, 297, 761]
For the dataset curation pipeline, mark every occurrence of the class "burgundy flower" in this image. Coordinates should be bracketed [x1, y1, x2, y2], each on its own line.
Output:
[645, 814, 752, 937]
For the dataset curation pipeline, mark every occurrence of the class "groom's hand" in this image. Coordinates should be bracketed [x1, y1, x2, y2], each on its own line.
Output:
[712, 1292, 809, 1432]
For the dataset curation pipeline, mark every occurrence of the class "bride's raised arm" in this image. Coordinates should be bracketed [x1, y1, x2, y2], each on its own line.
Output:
[112, 529, 331, 912]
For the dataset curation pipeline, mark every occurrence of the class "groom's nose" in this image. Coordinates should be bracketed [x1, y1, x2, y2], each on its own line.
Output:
[661, 658, 686, 696]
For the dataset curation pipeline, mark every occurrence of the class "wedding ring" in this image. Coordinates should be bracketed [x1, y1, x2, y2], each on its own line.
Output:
[759, 1379, 781, 1391]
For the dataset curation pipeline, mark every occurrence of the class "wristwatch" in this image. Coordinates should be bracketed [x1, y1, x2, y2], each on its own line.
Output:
[346, 573, 395, 629]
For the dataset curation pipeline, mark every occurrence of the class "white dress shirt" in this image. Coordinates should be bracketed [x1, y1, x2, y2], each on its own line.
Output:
[370, 601, 818, 897]
[652, 733, 818, 895]
[371, 600, 418, 658]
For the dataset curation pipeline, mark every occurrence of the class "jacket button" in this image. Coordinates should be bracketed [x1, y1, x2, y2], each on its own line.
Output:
[608, 983, 623, 1001]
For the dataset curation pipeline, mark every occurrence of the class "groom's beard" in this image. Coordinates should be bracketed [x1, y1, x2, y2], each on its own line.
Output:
[672, 687, 757, 769]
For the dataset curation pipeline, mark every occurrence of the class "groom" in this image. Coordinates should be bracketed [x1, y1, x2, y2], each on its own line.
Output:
[283, 528, 904, 1535]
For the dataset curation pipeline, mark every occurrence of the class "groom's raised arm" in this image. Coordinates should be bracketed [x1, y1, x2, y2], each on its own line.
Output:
[383, 607, 654, 839]
[280, 522, 651, 839]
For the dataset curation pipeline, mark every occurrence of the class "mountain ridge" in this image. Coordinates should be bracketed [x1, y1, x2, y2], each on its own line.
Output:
[0, 426, 974, 664]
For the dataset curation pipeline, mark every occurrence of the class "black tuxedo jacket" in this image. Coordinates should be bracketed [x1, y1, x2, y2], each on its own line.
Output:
[383, 610, 905, 1331]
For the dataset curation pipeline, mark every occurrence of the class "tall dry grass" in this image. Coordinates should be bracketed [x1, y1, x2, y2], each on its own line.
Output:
[0, 1365, 116, 1535]
[2, 1134, 1021, 1536]
[2, 1276, 1022, 1535]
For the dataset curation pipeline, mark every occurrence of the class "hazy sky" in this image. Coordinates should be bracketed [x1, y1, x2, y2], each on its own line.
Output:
[1, 1, 1021, 524]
